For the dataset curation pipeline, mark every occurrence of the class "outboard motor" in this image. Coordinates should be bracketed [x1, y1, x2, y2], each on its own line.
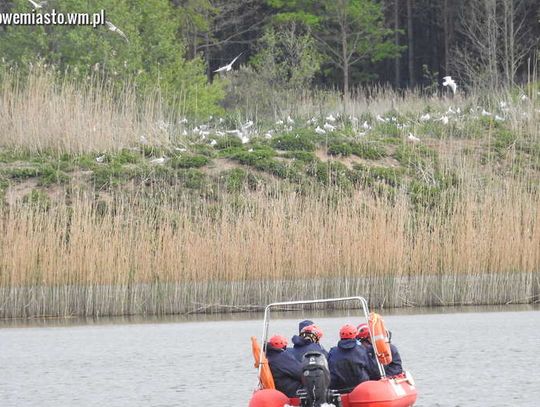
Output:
[299, 351, 342, 407]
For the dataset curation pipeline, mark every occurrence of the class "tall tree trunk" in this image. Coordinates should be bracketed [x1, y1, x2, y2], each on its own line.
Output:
[394, 0, 401, 87]
[443, 0, 449, 75]
[508, 0, 515, 85]
[407, 0, 415, 87]
[341, 19, 350, 100]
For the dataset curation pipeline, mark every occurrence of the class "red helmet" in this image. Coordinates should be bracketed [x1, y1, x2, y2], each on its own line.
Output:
[356, 323, 370, 340]
[339, 324, 358, 340]
[268, 335, 288, 349]
[300, 324, 324, 341]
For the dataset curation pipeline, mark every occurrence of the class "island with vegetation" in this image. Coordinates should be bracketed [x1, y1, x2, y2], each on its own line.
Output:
[0, 0, 538, 318]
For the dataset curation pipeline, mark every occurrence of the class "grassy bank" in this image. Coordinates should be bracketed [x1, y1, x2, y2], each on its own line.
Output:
[0, 71, 539, 318]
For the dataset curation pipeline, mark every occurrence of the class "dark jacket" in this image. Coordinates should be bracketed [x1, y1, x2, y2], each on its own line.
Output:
[266, 346, 303, 398]
[363, 343, 403, 379]
[290, 335, 329, 362]
[328, 339, 370, 391]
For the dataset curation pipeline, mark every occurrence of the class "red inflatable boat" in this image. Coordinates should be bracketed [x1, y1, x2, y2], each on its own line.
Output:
[248, 296, 418, 407]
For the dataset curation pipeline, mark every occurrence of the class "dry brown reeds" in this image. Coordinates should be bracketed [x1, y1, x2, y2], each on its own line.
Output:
[0, 68, 172, 153]
[1, 174, 538, 318]
[0, 69, 538, 318]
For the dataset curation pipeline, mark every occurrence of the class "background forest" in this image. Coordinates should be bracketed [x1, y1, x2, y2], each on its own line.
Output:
[1, 0, 539, 116]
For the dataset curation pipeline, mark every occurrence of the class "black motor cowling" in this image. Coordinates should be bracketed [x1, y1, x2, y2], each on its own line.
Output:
[299, 351, 341, 407]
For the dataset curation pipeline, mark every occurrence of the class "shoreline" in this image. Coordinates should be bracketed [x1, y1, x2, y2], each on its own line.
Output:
[1, 273, 538, 319]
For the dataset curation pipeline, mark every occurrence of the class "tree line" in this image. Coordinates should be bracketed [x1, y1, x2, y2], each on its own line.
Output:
[1, 0, 539, 112]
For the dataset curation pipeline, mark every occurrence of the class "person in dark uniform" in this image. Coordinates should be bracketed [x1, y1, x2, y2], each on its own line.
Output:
[356, 323, 403, 379]
[266, 335, 303, 397]
[290, 324, 328, 362]
[328, 324, 371, 391]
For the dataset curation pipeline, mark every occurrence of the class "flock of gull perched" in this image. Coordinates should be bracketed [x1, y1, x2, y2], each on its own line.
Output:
[21, 0, 535, 164]
[94, 85, 538, 164]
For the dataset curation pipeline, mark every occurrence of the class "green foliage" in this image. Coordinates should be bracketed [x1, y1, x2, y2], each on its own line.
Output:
[223, 146, 276, 165]
[169, 155, 210, 169]
[180, 169, 206, 189]
[224, 168, 248, 192]
[328, 142, 353, 157]
[308, 160, 351, 188]
[228, 21, 320, 114]
[221, 168, 261, 192]
[111, 149, 142, 165]
[1, 167, 41, 180]
[215, 136, 243, 150]
[0, 0, 223, 117]
[394, 143, 437, 168]
[281, 151, 318, 162]
[252, 24, 321, 90]
[272, 132, 316, 151]
[22, 189, 51, 209]
[352, 164, 404, 187]
[491, 128, 517, 158]
[38, 165, 70, 186]
[350, 142, 387, 159]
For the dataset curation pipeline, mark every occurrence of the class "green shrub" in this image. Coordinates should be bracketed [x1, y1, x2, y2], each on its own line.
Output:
[91, 164, 128, 189]
[281, 151, 318, 162]
[169, 155, 210, 169]
[310, 161, 351, 187]
[181, 169, 206, 189]
[272, 132, 316, 151]
[2, 167, 41, 179]
[215, 135, 243, 150]
[328, 142, 353, 157]
[38, 165, 69, 186]
[112, 149, 142, 165]
[225, 146, 276, 166]
[224, 168, 247, 192]
[254, 159, 288, 178]
[351, 142, 387, 160]
[394, 143, 437, 168]
[492, 128, 517, 157]
[372, 122, 400, 138]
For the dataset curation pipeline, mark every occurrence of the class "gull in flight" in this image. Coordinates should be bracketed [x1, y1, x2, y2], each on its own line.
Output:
[214, 52, 243, 73]
[28, 0, 46, 10]
[442, 76, 457, 94]
[106, 21, 129, 42]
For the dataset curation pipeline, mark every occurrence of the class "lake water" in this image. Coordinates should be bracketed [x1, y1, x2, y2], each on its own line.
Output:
[1, 305, 539, 407]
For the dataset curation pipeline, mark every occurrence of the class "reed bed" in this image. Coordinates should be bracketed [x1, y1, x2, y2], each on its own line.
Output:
[0, 69, 539, 318]
[1, 176, 538, 318]
[0, 68, 172, 153]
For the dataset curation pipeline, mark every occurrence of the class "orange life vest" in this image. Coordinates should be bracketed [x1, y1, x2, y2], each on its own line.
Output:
[369, 312, 393, 365]
[251, 336, 275, 389]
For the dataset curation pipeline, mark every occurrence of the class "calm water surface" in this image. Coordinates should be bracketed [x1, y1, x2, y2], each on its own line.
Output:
[1, 305, 539, 407]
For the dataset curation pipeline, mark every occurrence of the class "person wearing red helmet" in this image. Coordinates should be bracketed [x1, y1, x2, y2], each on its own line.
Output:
[290, 324, 328, 362]
[356, 323, 403, 379]
[327, 324, 370, 391]
[266, 334, 303, 397]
